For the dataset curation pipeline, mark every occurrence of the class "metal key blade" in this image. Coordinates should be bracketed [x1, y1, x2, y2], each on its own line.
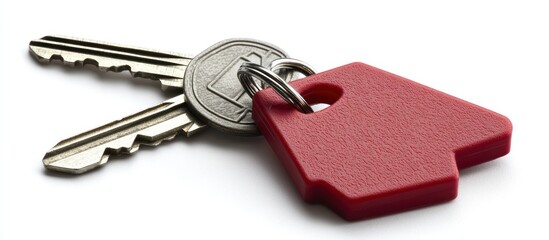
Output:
[29, 35, 192, 90]
[43, 95, 206, 174]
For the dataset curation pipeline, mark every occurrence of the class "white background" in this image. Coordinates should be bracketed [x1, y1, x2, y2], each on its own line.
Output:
[1, 1, 548, 239]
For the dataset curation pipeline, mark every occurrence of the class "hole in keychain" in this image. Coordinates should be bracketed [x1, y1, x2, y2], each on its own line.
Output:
[311, 103, 330, 112]
[272, 68, 335, 112]
[300, 83, 343, 112]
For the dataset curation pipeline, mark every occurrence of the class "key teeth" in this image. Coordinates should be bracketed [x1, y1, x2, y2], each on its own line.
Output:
[98, 154, 110, 165]
[41, 54, 182, 90]
[76, 58, 101, 68]
[29, 35, 190, 91]
[43, 128, 187, 174]
[98, 131, 182, 168]
[50, 54, 65, 63]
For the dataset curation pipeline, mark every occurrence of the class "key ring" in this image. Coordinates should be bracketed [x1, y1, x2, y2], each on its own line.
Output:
[269, 58, 316, 76]
[238, 58, 316, 113]
[238, 59, 314, 113]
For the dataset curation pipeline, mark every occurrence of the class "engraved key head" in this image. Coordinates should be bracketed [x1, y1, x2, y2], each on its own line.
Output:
[184, 39, 291, 136]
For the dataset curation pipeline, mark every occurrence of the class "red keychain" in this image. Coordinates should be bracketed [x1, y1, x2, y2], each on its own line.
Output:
[238, 59, 512, 221]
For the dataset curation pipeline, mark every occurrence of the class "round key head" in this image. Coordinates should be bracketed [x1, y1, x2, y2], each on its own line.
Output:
[184, 39, 291, 136]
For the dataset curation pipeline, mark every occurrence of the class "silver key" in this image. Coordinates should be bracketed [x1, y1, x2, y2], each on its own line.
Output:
[31, 36, 291, 174]
[43, 95, 204, 174]
[30, 35, 192, 91]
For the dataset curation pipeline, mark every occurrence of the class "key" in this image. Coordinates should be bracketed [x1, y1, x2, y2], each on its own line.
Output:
[240, 61, 513, 220]
[29, 35, 192, 91]
[30, 36, 290, 135]
[43, 95, 202, 174]
[32, 36, 292, 174]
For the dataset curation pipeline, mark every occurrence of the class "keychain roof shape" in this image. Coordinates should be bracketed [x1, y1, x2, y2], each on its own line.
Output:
[252, 62, 512, 220]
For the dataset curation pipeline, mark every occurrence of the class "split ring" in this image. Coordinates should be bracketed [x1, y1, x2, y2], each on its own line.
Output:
[238, 58, 316, 113]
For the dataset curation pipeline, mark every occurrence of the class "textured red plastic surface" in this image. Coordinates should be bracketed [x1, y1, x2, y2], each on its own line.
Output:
[253, 63, 512, 221]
